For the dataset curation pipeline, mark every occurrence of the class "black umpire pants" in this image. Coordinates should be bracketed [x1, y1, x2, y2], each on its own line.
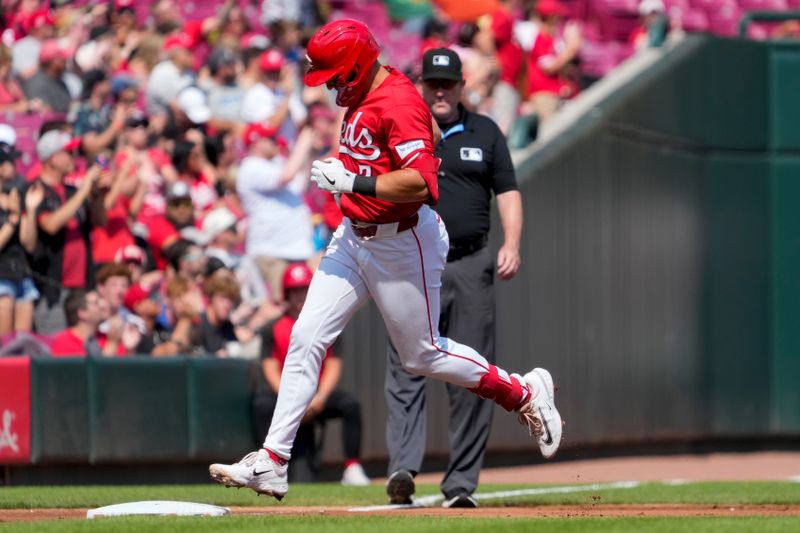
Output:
[252, 389, 363, 481]
[385, 246, 495, 497]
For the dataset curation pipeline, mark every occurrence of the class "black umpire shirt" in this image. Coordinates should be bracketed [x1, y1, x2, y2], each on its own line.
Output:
[434, 105, 518, 243]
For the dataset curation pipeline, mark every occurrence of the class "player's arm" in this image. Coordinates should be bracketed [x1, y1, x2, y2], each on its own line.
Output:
[496, 190, 522, 280]
[262, 359, 282, 393]
[373, 168, 430, 202]
[311, 104, 439, 203]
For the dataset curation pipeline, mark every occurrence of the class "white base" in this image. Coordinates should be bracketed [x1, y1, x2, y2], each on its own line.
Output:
[87, 501, 230, 519]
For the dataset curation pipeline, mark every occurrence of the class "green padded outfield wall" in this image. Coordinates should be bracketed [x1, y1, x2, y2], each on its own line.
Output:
[27, 358, 256, 465]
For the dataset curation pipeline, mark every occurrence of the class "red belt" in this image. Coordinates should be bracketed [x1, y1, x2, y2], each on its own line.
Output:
[351, 213, 419, 239]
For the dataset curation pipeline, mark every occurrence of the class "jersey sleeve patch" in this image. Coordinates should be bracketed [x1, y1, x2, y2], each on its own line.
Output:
[395, 139, 425, 160]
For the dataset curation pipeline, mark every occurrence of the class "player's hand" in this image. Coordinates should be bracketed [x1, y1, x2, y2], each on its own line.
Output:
[311, 158, 356, 194]
[497, 243, 521, 281]
[302, 396, 325, 423]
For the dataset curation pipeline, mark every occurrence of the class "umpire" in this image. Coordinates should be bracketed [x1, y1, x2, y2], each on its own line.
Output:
[385, 48, 522, 508]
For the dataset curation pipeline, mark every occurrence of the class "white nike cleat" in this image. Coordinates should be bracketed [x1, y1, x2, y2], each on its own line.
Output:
[517, 367, 562, 459]
[340, 462, 371, 486]
[209, 449, 289, 500]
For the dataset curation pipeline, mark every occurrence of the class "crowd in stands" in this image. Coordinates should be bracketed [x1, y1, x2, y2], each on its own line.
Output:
[0, 0, 797, 361]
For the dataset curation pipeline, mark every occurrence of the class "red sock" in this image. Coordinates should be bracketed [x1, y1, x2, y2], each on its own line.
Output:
[344, 459, 360, 469]
[469, 365, 527, 411]
[265, 448, 287, 466]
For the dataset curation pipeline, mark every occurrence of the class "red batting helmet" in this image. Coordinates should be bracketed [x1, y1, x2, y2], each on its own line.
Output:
[282, 263, 313, 295]
[304, 18, 381, 107]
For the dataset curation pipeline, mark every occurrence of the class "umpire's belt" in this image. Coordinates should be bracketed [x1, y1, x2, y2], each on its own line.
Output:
[351, 213, 419, 239]
[447, 234, 488, 262]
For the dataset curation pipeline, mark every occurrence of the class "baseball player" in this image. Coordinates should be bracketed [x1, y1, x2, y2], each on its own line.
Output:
[209, 19, 562, 501]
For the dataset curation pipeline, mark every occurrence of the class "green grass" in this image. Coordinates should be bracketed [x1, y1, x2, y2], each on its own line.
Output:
[2, 516, 800, 533]
[2, 482, 799, 532]
[1, 481, 799, 509]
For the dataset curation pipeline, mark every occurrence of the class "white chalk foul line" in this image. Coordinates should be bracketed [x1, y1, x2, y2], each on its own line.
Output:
[348, 480, 641, 513]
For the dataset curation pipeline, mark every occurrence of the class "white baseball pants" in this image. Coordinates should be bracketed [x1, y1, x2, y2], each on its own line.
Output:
[263, 205, 515, 459]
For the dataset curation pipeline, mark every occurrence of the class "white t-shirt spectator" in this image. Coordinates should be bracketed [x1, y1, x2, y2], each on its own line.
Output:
[146, 60, 194, 115]
[236, 154, 313, 261]
[240, 83, 307, 126]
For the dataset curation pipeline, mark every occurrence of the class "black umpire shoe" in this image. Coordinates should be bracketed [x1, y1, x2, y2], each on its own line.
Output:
[386, 469, 415, 504]
[442, 492, 478, 508]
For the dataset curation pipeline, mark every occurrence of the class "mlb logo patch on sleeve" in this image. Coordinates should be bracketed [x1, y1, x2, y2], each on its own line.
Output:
[460, 148, 483, 161]
[396, 139, 425, 160]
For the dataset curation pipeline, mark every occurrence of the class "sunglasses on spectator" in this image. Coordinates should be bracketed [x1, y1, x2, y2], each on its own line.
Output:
[424, 79, 459, 90]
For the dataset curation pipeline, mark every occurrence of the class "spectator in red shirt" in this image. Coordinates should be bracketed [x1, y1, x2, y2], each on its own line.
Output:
[92, 150, 146, 266]
[32, 130, 107, 334]
[252, 263, 370, 485]
[51, 289, 125, 357]
[524, 0, 582, 124]
[171, 135, 218, 216]
[146, 181, 194, 271]
[488, 8, 524, 135]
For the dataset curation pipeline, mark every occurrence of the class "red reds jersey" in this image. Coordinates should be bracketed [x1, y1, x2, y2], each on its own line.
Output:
[338, 68, 439, 224]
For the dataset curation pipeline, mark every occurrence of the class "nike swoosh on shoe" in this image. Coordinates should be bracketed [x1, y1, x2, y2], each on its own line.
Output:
[538, 407, 554, 446]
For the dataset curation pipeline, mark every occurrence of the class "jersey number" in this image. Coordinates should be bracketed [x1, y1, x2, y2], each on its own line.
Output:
[358, 165, 372, 177]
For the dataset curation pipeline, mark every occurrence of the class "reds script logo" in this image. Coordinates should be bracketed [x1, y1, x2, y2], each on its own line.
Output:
[339, 112, 380, 161]
[0, 409, 19, 454]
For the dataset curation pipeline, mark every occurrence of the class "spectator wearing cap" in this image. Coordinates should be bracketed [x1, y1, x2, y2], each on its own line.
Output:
[146, 180, 194, 271]
[146, 32, 195, 116]
[253, 262, 370, 485]
[0, 151, 43, 337]
[0, 44, 45, 113]
[241, 48, 306, 134]
[22, 38, 75, 114]
[115, 244, 150, 285]
[0, 129, 25, 191]
[523, 0, 582, 124]
[71, 69, 128, 157]
[32, 130, 108, 334]
[160, 86, 215, 141]
[201, 47, 246, 124]
[182, 206, 239, 268]
[236, 122, 315, 305]
[630, 0, 670, 51]
[11, 8, 55, 79]
[111, 75, 139, 107]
